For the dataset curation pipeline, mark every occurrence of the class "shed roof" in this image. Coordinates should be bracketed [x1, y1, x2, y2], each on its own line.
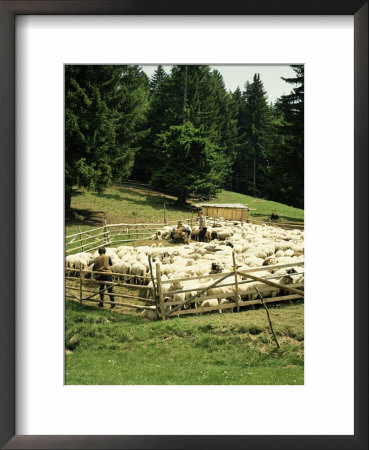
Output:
[199, 203, 249, 210]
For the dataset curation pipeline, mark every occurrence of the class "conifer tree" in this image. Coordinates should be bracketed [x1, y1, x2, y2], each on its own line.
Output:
[151, 122, 228, 204]
[65, 65, 150, 213]
[233, 74, 273, 196]
[146, 65, 237, 194]
[272, 65, 304, 207]
[131, 65, 171, 181]
[113, 65, 150, 182]
[149, 65, 168, 91]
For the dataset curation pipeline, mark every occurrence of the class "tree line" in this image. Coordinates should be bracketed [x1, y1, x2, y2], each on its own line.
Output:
[65, 64, 304, 213]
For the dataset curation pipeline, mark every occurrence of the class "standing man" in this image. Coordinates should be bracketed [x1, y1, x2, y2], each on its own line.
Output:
[198, 211, 207, 242]
[93, 246, 115, 308]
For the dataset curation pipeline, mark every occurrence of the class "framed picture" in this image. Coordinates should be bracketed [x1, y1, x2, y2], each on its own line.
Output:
[1, 1, 367, 449]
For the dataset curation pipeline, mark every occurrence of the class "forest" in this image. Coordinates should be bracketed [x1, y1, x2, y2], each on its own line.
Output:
[65, 64, 304, 213]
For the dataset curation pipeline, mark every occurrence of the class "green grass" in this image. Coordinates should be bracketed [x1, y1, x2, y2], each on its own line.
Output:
[216, 190, 304, 222]
[65, 300, 304, 385]
[66, 184, 304, 238]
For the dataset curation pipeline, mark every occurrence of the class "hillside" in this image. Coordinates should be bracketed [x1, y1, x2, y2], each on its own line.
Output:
[66, 183, 304, 236]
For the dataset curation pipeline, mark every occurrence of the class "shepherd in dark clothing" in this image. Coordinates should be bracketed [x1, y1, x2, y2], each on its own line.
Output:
[93, 246, 115, 308]
[198, 211, 208, 242]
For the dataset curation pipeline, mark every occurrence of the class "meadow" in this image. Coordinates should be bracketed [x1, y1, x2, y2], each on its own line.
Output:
[66, 183, 304, 237]
[65, 300, 304, 385]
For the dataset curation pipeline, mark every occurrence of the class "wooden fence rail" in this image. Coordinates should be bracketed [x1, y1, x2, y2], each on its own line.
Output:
[65, 220, 192, 255]
[164, 284, 304, 307]
[160, 261, 304, 285]
[165, 272, 304, 297]
[155, 257, 304, 319]
[168, 294, 303, 317]
[67, 217, 304, 256]
[65, 266, 155, 311]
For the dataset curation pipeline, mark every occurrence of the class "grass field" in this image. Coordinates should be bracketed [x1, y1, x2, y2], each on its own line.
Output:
[216, 190, 304, 223]
[65, 300, 304, 385]
[66, 183, 304, 237]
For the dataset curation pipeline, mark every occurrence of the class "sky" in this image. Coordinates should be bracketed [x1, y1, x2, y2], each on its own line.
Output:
[141, 65, 296, 104]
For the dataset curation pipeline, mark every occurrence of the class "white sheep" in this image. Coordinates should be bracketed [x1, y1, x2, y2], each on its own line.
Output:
[131, 261, 147, 285]
[200, 298, 230, 313]
[83, 263, 95, 279]
[111, 261, 131, 282]
[191, 226, 200, 241]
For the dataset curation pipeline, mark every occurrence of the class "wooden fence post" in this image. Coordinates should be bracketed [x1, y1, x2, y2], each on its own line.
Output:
[78, 225, 84, 252]
[148, 256, 159, 320]
[163, 203, 167, 224]
[156, 263, 166, 320]
[103, 213, 110, 244]
[232, 252, 240, 312]
[79, 268, 83, 303]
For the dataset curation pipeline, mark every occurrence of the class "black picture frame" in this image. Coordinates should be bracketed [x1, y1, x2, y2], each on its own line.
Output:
[0, 1, 367, 449]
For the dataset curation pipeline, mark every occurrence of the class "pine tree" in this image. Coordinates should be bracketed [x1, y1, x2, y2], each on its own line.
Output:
[133, 65, 238, 187]
[131, 65, 171, 181]
[113, 65, 150, 183]
[230, 87, 245, 192]
[233, 74, 273, 197]
[207, 71, 239, 189]
[65, 65, 150, 213]
[150, 66, 237, 188]
[150, 122, 228, 204]
[272, 65, 304, 207]
[149, 65, 168, 91]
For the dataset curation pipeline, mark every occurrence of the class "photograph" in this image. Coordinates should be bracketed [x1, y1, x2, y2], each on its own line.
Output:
[65, 64, 305, 386]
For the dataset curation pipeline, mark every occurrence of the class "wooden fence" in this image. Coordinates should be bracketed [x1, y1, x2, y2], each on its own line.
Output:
[65, 258, 304, 320]
[158, 260, 304, 319]
[66, 215, 304, 256]
[65, 268, 156, 313]
[248, 218, 304, 229]
[65, 220, 192, 255]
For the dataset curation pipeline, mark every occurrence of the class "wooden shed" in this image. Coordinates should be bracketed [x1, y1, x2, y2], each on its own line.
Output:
[200, 203, 249, 221]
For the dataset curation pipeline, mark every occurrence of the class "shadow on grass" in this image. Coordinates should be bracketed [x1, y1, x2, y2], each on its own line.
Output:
[92, 192, 123, 201]
[250, 213, 304, 223]
[65, 208, 105, 227]
[66, 300, 145, 325]
[94, 188, 192, 214]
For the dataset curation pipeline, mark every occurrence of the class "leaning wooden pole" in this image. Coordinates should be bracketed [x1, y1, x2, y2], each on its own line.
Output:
[254, 286, 280, 349]
[170, 272, 233, 315]
[156, 263, 166, 320]
[232, 252, 240, 312]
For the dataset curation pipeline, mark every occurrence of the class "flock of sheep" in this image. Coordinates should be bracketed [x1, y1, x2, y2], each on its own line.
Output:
[65, 220, 304, 313]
